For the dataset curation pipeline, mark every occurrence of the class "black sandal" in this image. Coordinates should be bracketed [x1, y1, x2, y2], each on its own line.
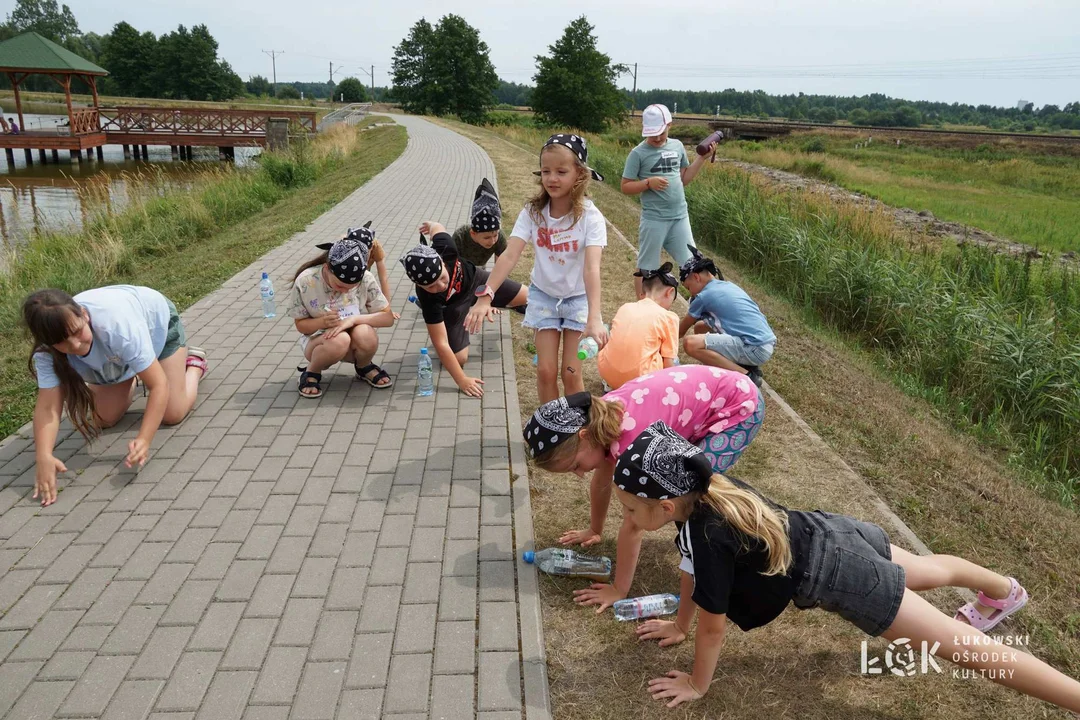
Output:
[356, 363, 394, 389]
[297, 365, 323, 398]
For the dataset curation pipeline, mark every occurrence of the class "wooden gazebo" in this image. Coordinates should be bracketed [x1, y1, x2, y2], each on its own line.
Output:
[0, 31, 108, 164]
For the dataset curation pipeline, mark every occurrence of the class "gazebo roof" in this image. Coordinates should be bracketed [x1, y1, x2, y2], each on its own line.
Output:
[0, 31, 107, 75]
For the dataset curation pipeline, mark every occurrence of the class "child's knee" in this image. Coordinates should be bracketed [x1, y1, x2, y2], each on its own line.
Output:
[455, 348, 469, 366]
[162, 407, 190, 426]
[683, 335, 705, 355]
[536, 359, 559, 385]
[349, 324, 378, 349]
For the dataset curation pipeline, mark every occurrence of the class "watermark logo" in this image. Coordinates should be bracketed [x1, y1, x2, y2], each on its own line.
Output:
[861, 638, 942, 676]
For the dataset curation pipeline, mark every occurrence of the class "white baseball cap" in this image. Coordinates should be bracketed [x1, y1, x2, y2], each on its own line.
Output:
[641, 104, 673, 137]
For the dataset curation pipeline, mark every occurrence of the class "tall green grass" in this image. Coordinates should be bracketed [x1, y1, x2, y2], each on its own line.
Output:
[685, 168, 1080, 499]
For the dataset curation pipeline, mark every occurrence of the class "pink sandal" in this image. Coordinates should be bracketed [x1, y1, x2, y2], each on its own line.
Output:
[186, 351, 209, 379]
[954, 577, 1028, 631]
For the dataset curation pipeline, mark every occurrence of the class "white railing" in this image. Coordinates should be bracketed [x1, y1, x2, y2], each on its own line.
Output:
[318, 103, 372, 132]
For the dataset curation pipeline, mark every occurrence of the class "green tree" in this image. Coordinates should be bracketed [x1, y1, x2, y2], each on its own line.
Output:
[246, 74, 272, 97]
[100, 22, 158, 97]
[848, 108, 871, 126]
[531, 16, 626, 132]
[892, 105, 921, 127]
[276, 85, 301, 100]
[391, 15, 497, 123]
[334, 77, 367, 103]
[4, 0, 79, 43]
[391, 18, 436, 114]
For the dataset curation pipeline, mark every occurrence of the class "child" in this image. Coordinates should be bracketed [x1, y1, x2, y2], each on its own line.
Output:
[341, 222, 395, 316]
[24, 286, 209, 506]
[621, 104, 716, 299]
[524, 365, 763, 608]
[466, 133, 609, 403]
[597, 262, 680, 391]
[610, 422, 1080, 712]
[400, 222, 528, 398]
[452, 178, 508, 267]
[679, 247, 775, 387]
[289, 234, 395, 397]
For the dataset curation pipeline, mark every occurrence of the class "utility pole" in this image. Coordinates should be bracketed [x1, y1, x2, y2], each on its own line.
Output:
[262, 49, 284, 94]
[631, 62, 638, 114]
[371, 64, 375, 102]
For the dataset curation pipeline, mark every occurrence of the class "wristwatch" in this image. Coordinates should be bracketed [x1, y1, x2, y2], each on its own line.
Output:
[474, 284, 495, 300]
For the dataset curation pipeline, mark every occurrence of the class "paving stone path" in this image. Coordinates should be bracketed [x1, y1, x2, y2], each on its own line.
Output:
[0, 114, 548, 720]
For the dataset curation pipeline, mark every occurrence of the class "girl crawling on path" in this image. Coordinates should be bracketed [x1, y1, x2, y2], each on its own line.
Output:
[608, 421, 1080, 712]
[24, 285, 208, 506]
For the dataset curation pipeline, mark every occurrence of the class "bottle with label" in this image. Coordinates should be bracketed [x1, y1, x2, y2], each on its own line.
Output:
[613, 593, 680, 621]
[259, 272, 276, 318]
[417, 348, 434, 397]
[577, 337, 599, 361]
[522, 548, 612, 581]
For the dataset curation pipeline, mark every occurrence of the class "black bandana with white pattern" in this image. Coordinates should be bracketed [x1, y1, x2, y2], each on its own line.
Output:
[400, 233, 444, 286]
[679, 245, 719, 282]
[316, 237, 367, 284]
[542, 134, 604, 182]
[523, 392, 592, 459]
[471, 178, 501, 232]
[344, 222, 375, 265]
[615, 421, 714, 500]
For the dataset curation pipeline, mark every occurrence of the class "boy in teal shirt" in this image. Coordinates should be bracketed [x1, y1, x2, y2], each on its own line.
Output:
[621, 103, 715, 298]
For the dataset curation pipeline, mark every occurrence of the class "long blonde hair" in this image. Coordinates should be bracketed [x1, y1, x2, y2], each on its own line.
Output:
[698, 474, 792, 576]
[528, 143, 591, 228]
[533, 396, 623, 470]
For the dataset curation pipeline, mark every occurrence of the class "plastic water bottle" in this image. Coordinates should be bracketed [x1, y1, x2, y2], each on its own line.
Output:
[417, 348, 434, 397]
[532, 354, 538, 366]
[259, 272, 276, 318]
[613, 593, 680, 622]
[522, 548, 612, 581]
[577, 337, 599, 361]
[408, 295, 419, 305]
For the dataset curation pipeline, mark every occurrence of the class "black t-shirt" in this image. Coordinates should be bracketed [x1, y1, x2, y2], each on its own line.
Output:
[674, 477, 810, 631]
[452, 224, 507, 268]
[416, 232, 479, 325]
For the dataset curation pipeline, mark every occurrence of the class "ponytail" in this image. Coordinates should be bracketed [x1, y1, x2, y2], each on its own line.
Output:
[23, 290, 100, 441]
[533, 396, 623, 471]
[699, 474, 792, 576]
[293, 251, 330, 282]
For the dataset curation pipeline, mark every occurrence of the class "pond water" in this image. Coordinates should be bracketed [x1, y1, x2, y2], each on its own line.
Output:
[1, 113, 259, 247]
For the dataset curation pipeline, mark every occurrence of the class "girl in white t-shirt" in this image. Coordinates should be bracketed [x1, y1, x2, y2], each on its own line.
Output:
[466, 134, 609, 403]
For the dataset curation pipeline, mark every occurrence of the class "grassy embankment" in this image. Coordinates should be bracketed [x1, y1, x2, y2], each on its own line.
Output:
[439, 117, 1080, 720]
[0, 121, 407, 438]
[714, 132, 1080, 254]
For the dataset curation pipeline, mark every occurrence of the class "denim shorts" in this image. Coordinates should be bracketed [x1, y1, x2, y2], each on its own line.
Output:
[791, 511, 906, 636]
[704, 333, 774, 367]
[696, 389, 764, 472]
[523, 285, 588, 333]
[158, 299, 187, 360]
[638, 215, 696, 270]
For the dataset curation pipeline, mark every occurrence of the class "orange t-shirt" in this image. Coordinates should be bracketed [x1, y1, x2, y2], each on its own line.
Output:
[597, 297, 679, 390]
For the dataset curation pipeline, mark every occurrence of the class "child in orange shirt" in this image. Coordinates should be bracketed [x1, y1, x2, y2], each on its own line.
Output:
[597, 263, 680, 390]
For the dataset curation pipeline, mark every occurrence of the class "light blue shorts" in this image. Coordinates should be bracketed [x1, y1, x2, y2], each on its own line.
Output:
[523, 285, 588, 333]
[704, 333, 775, 367]
[638, 215, 696, 271]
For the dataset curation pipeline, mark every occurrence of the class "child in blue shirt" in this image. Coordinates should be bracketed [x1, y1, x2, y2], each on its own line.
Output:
[24, 286, 209, 506]
[678, 247, 775, 386]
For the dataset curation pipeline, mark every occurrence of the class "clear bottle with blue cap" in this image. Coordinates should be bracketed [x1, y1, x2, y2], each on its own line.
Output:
[522, 547, 611, 581]
[417, 347, 434, 396]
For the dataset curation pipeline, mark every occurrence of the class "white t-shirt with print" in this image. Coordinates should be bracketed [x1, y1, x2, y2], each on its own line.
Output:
[509, 199, 607, 299]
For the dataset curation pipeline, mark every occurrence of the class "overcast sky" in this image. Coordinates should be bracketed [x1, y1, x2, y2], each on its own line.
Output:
[68, 0, 1080, 107]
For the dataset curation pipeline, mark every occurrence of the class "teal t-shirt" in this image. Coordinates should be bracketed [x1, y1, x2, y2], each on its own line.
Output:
[622, 139, 691, 221]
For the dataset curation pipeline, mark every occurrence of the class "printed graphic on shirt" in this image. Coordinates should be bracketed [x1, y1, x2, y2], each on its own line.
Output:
[650, 151, 682, 174]
[536, 226, 580, 253]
